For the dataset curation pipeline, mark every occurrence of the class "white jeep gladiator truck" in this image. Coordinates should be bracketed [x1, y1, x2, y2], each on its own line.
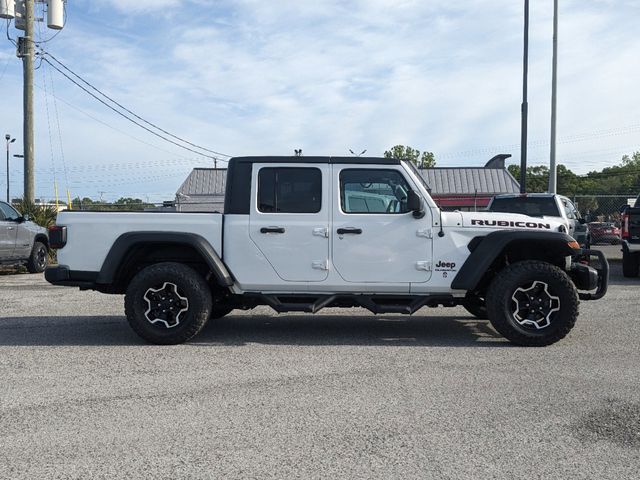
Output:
[45, 156, 608, 346]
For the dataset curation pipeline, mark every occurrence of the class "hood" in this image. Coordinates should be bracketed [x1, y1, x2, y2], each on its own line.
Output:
[459, 211, 566, 232]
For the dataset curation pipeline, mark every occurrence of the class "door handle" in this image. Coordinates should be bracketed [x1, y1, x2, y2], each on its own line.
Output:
[6, 227, 14, 230]
[337, 227, 362, 235]
[260, 226, 285, 234]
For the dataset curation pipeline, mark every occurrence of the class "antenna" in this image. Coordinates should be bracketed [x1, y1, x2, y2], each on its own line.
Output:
[349, 149, 367, 157]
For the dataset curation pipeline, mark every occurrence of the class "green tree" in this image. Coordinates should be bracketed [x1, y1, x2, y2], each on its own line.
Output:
[507, 165, 549, 193]
[384, 145, 436, 168]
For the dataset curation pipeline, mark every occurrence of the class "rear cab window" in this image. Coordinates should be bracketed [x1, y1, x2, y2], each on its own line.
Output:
[488, 197, 560, 217]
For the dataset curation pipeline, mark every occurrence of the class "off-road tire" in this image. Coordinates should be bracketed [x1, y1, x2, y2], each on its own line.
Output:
[462, 293, 488, 319]
[124, 262, 212, 344]
[26, 241, 48, 273]
[486, 260, 579, 347]
[622, 250, 640, 278]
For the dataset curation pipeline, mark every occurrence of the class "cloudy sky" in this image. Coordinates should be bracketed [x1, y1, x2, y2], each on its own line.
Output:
[0, 0, 639, 202]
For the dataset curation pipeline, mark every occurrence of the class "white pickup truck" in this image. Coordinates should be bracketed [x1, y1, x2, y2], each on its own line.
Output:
[46, 156, 608, 346]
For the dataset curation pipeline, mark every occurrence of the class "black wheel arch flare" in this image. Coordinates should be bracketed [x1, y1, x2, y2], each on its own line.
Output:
[96, 232, 234, 287]
[451, 230, 578, 291]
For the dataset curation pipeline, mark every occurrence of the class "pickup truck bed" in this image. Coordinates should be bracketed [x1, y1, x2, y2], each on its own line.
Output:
[55, 211, 222, 273]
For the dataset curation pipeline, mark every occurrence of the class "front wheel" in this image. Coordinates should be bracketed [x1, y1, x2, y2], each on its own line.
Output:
[124, 262, 212, 344]
[486, 261, 579, 347]
[27, 241, 48, 273]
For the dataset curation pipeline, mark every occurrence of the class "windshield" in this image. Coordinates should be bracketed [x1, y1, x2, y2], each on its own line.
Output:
[488, 197, 560, 217]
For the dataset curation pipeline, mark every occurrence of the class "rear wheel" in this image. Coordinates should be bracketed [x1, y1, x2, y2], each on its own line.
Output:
[124, 262, 212, 344]
[622, 250, 640, 278]
[486, 261, 579, 347]
[26, 241, 48, 273]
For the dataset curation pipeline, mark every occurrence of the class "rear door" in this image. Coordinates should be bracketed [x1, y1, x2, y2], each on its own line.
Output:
[249, 163, 330, 282]
[0, 203, 18, 258]
[331, 165, 432, 285]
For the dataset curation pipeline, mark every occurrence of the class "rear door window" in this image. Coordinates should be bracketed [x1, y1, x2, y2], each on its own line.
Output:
[258, 167, 322, 214]
[489, 197, 560, 217]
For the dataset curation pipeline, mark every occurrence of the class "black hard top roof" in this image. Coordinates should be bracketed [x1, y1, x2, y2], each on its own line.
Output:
[229, 156, 401, 165]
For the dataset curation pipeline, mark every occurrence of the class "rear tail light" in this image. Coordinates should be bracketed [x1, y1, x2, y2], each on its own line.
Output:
[621, 213, 630, 240]
[48, 225, 67, 249]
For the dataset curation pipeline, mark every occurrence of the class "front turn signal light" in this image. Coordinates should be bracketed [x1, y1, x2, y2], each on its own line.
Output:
[567, 240, 581, 250]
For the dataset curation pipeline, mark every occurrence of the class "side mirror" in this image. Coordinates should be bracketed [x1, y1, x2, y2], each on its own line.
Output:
[19, 214, 30, 223]
[620, 204, 630, 214]
[578, 217, 586, 225]
[407, 190, 425, 219]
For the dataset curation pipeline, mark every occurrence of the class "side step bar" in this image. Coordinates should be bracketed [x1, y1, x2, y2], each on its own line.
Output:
[240, 293, 459, 315]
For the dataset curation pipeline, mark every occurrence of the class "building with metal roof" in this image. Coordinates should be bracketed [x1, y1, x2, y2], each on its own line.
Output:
[423, 155, 520, 210]
[175, 168, 226, 212]
[174, 155, 520, 212]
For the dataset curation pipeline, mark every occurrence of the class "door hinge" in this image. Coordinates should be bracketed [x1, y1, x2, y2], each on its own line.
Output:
[416, 228, 433, 239]
[312, 227, 329, 238]
[312, 260, 329, 271]
[415, 261, 432, 271]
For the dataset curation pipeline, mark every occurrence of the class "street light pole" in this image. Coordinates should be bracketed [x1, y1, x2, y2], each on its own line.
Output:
[549, 0, 559, 193]
[520, 0, 530, 194]
[5, 134, 16, 202]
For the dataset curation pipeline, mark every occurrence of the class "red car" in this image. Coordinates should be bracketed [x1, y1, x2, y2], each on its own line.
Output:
[588, 222, 621, 245]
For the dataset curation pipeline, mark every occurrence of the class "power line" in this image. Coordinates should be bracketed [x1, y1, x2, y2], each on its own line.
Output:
[43, 57, 231, 163]
[43, 50, 232, 160]
[46, 61, 70, 191]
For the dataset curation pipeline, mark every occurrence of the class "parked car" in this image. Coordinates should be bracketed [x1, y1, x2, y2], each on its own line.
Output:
[46, 156, 608, 347]
[588, 222, 621, 245]
[486, 193, 590, 248]
[0, 200, 50, 273]
[620, 194, 640, 277]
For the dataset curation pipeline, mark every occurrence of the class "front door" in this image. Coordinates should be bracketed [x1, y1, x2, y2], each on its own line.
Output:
[249, 164, 330, 282]
[0, 203, 20, 258]
[331, 166, 433, 284]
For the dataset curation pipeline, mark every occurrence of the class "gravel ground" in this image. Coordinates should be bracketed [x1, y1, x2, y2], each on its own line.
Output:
[1, 265, 639, 479]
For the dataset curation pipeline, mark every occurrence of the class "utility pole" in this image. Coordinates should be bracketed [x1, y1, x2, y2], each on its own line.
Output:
[3, 1, 65, 202]
[519, 0, 530, 194]
[22, 0, 35, 202]
[548, 0, 559, 193]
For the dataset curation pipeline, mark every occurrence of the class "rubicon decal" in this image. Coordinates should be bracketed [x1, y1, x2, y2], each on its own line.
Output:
[471, 219, 551, 229]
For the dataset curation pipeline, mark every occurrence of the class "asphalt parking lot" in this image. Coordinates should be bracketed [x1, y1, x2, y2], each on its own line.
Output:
[1, 265, 639, 479]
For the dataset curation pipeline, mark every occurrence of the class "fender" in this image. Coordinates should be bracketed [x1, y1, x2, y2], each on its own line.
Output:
[451, 230, 578, 291]
[96, 232, 234, 287]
